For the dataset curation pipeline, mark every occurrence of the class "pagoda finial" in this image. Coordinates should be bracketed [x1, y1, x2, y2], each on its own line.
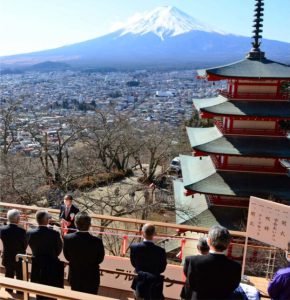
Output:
[247, 0, 265, 59]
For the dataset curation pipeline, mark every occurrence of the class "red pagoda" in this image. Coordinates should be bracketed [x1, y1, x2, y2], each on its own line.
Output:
[180, 0, 290, 208]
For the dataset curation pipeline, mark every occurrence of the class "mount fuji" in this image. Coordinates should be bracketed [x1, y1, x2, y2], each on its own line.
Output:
[2, 6, 290, 69]
[116, 6, 227, 40]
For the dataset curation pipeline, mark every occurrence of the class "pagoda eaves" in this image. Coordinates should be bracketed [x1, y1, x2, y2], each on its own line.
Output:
[198, 58, 290, 81]
[187, 127, 290, 159]
[193, 96, 290, 119]
[181, 155, 290, 203]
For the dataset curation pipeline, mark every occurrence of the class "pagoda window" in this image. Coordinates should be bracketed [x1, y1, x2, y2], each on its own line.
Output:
[233, 120, 275, 130]
[238, 80, 277, 84]
[237, 84, 277, 94]
[227, 157, 275, 167]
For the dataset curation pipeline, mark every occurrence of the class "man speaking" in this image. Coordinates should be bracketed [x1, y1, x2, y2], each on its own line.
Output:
[59, 194, 79, 234]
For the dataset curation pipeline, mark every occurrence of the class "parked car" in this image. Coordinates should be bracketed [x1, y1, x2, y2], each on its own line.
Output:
[170, 157, 181, 172]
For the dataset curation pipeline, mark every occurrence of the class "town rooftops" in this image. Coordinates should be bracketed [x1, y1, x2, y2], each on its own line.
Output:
[187, 126, 290, 158]
[180, 155, 290, 202]
[198, 58, 290, 80]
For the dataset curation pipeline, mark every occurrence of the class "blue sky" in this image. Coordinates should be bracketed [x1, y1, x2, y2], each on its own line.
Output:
[0, 0, 289, 56]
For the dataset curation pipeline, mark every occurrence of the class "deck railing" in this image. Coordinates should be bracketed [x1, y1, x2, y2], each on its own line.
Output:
[0, 202, 274, 299]
[214, 120, 287, 136]
[0, 201, 279, 281]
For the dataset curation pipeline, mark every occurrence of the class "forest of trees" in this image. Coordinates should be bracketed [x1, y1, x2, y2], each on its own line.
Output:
[0, 100, 195, 234]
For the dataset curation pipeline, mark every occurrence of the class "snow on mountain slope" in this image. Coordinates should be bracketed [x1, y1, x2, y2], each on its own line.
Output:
[116, 6, 228, 40]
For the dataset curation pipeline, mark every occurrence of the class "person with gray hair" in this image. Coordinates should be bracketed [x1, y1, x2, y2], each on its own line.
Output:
[196, 237, 210, 255]
[130, 223, 167, 299]
[0, 209, 27, 293]
[208, 225, 232, 251]
[182, 225, 241, 300]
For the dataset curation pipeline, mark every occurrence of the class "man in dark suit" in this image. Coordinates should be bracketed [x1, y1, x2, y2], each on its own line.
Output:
[63, 211, 105, 294]
[0, 209, 27, 293]
[59, 194, 79, 234]
[183, 225, 241, 300]
[130, 223, 167, 300]
[181, 237, 209, 299]
[27, 210, 64, 300]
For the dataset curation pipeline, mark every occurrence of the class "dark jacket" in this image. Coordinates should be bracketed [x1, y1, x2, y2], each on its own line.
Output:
[133, 271, 165, 300]
[63, 231, 105, 294]
[130, 241, 167, 300]
[0, 224, 27, 267]
[27, 226, 63, 288]
[27, 226, 62, 258]
[183, 253, 241, 300]
[59, 204, 79, 230]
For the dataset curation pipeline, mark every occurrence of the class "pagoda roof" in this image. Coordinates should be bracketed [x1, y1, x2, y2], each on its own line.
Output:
[198, 58, 290, 79]
[193, 96, 290, 118]
[173, 180, 208, 224]
[180, 155, 290, 202]
[187, 126, 290, 158]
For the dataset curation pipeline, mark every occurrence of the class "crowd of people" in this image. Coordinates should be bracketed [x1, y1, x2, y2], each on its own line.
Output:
[0, 195, 289, 300]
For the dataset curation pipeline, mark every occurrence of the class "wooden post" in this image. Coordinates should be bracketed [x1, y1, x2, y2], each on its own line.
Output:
[241, 235, 249, 276]
[23, 291, 29, 300]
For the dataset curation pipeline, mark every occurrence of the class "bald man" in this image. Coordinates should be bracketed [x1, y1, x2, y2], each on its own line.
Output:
[130, 224, 167, 300]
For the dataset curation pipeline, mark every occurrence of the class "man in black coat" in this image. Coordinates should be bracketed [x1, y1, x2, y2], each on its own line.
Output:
[27, 210, 64, 300]
[63, 211, 105, 294]
[183, 225, 241, 300]
[59, 194, 79, 234]
[0, 209, 27, 292]
[130, 223, 167, 300]
[181, 237, 209, 299]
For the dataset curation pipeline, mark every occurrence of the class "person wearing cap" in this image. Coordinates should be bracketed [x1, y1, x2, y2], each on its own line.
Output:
[59, 194, 79, 234]
[0, 209, 27, 293]
[130, 223, 167, 300]
[27, 210, 64, 299]
[183, 225, 241, 300]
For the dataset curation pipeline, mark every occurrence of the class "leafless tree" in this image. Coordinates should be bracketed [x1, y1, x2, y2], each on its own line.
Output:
[0, 154, 44, 204]
[82, 111, 140, 173]
[0, 99, 21, 155]
[134, 123, 178, 183]
[27, 116, 87, 189]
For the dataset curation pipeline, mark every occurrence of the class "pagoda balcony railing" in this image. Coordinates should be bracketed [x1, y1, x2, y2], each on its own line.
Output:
[211, 159, 286, 174]
[206, 194, 249, 208]
[214, 120, 287, 136]
[219, 90, 289, 100]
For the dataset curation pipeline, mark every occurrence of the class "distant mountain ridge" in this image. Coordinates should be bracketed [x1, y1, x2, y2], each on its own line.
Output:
[1, 6, 290, 69]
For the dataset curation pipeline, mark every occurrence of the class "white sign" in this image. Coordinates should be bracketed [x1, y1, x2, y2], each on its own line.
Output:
[247, 197, 290, 250]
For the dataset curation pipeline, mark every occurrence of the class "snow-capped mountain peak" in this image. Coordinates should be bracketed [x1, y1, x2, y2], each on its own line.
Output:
[116, 6, 227, 40]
